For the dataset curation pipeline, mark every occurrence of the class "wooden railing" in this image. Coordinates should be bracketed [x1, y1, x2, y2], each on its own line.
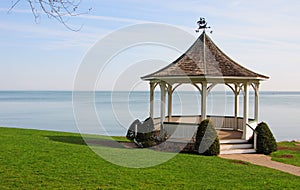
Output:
[155, 115, 254, 130]
[153, 115, 257, 140]
[163, 123, 198, 140]
[246, 123, 258, 149]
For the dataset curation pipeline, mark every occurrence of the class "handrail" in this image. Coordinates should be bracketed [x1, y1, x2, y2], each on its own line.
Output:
[246, 123, 257, 133]
[246, 123, 258, 151]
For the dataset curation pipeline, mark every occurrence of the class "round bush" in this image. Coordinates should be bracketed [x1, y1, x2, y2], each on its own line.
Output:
[126, 119, 141, 141]
[255, 122, 277, 155]
[126, 117, 159, 148]
[135, 132, 153, 147]
[195, 119, 220, 156]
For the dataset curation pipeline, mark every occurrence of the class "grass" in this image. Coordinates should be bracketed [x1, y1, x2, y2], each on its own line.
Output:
[271, 141, 300, 167]
[0, 127, 299, 189]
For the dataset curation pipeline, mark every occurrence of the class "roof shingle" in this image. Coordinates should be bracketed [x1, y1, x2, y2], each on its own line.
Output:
[142, 32, 268, 80]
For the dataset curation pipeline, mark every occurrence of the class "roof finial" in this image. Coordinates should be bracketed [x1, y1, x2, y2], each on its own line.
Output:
[196, 17, 213, 34]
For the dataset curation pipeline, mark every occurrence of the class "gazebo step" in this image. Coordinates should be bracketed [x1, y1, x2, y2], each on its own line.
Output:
[220, 138, 256, 154]
[220, 148, 256, 155]
[167, 138, 193, 143]
[220, 143, 253, 150]
[220, 139, 248, 144]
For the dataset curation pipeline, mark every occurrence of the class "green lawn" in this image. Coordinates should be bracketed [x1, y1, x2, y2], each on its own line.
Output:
[271, 141, 300, 167]
[0, 127, 299, 189]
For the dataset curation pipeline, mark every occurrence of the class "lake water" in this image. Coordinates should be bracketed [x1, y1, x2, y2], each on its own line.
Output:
[0, 91, 299, 141]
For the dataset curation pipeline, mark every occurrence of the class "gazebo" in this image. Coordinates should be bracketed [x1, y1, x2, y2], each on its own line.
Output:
[141, 31, 268, 144]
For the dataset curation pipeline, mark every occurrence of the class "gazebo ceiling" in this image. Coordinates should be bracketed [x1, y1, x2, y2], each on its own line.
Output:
[142, 31, 269, 82]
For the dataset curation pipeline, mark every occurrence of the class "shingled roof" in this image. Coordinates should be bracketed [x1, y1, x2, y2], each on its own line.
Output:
[142, 31, 268, 81]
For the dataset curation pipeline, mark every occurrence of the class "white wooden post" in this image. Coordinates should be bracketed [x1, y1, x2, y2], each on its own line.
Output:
[234, 83, 240, 130]
[201, 82, 207, 121]
[254, 83, 260, 122]
[167, 85, 173, 122]
[150, 82, 154, 119]
[160, 82, 166, 132]
[243, 82, 249, 140]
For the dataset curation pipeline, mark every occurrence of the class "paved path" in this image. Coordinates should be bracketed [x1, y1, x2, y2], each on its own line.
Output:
[220, 154, 300, 177]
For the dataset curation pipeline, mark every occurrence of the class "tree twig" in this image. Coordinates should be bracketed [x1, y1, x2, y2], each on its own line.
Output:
[9, 0, 91, 31]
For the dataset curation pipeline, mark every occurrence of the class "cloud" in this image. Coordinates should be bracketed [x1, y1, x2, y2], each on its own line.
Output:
[0, 7, 153, 50]
[0, 20, 107, 50]
[78, 14, 147, 24]
[0, 7, 32, 14]
[0, 7, 149, 24]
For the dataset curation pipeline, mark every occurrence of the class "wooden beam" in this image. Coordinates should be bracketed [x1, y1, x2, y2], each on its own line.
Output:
[234, 83, 240, 130]
[160, 82, 166, 133]
[201, 82, 207, 120]
[243, 82, 249, 140]
[254, 83, 260, 122]
[149, 82, 155, 118]
[167, 85, 173, 121]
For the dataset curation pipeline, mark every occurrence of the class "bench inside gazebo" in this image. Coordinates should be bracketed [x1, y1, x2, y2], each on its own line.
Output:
[141, 31, 268, 154]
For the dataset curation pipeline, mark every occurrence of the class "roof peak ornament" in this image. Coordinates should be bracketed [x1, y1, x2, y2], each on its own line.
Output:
[196, 17, 212, 34]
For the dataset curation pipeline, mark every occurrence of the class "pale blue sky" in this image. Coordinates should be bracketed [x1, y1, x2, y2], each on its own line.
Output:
[0, 0, 299, 91]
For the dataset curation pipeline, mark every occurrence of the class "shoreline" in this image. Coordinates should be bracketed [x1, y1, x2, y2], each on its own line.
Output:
[0, 126, 298, 143]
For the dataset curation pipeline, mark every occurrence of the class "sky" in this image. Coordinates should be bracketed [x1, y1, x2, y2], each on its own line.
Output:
[0, 0, 300, 91]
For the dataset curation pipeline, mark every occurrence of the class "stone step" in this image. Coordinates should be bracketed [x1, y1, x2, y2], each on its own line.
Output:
[220, 148, 256, 155]
[220, 143, 253, 150]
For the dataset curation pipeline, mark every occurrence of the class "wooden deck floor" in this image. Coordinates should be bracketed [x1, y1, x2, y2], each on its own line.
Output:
[217, 130, 242, 140]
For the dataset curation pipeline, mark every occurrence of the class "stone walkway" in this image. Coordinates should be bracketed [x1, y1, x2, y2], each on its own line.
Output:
[220, 154, 300, 177]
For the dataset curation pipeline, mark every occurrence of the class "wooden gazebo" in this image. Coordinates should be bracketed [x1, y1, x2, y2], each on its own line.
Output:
[141, 31, 268, 143]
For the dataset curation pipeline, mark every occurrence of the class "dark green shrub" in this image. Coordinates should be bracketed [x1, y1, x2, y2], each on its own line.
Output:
[195, 119, 220, 156]
[255, 122, 277, 155]
[126, 119, 140, 141]
[127, 117, 159, 148]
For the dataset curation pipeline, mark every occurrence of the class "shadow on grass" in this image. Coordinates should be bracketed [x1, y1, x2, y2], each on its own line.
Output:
[46, 135, 127, 148]
[46, 135, 87, 146]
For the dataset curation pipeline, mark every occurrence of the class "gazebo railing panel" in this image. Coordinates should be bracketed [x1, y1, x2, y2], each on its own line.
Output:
[237, 117, 244, 131]
[153, 115, 254, 138]
[207, 116, 234, 129]
[163, 115, 244, 129]
[153, 118, 161, 130]
[166, 115, 202, 124]
[163, 122, 198, 140]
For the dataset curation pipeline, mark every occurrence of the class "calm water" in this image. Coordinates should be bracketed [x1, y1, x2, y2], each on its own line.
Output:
[0, 91, 299, 141]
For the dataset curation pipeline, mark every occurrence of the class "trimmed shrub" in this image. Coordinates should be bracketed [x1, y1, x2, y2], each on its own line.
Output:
[138, 117, 155, 133]
[126, 119, 141, 141]
[255, 122, 277, 155]
[195, 119, 220, 156]
[135, 131, 153, 147]
[126, 117, 160, 148]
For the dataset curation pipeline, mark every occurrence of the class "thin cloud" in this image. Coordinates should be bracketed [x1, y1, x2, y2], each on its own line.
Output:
[0, 7, 32, 14]
[0, 7, 149, 24]
[0, 21, 102, 49]
[79, 14, 148, 24]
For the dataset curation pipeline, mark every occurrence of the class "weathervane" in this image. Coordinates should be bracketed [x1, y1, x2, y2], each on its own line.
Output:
[196, 17, 212, 33]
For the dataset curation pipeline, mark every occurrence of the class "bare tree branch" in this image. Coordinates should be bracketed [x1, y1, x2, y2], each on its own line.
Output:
[8, 0, 91, 31]
[8, 0, 21, 13]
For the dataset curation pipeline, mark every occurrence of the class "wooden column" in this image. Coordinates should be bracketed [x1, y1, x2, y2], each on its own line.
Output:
[234, 83, 240, 130]
[201, 82, 207, 121]
[243, 82, 249, 140]
[160, 82, 166, 132]
[167, 84, 173, 121]
[149, 82, 155, 119]
[254, 83, 260, 122]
